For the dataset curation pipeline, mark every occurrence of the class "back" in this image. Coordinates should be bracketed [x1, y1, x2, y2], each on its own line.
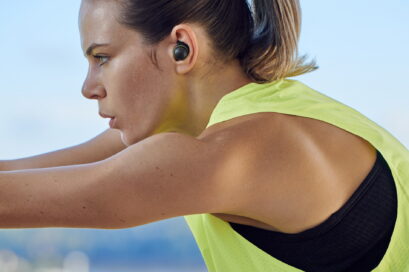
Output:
[184, 79, 409, 272]
[200, 111, 378, 234]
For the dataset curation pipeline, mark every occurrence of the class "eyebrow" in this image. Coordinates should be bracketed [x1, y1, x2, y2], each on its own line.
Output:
[85, 43, 110, 57]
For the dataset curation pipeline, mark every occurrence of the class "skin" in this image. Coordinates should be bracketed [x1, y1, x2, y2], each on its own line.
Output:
[0, 0, 377, 234]
[79, 0, 378, 232]
[79, 0, 254, 146]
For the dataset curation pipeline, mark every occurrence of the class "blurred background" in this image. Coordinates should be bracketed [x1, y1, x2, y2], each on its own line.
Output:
[0, 1, 408, 271]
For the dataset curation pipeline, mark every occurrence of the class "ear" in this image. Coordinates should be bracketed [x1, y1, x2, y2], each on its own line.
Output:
[167, 23, 200, 75]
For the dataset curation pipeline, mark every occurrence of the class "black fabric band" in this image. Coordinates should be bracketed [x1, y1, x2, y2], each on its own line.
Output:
[229, 150, 397, 272]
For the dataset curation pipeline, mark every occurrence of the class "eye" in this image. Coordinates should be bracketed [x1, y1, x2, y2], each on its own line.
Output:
[93, 55, 110, 66]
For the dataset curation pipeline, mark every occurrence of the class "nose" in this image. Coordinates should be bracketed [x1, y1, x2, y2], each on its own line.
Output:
[81, 70, 106, 100]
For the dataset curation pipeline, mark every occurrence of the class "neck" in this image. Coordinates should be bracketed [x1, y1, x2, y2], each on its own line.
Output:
[185, 61, 255, 136]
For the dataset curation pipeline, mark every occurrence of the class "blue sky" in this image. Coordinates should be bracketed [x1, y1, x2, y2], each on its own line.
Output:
[0, 1, 408, 159]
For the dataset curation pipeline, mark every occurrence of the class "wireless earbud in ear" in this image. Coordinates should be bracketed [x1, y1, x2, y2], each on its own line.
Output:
[173, 40, 190, 61]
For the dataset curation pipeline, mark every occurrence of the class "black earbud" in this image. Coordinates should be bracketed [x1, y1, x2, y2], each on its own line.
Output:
[173, 40, 190, 61]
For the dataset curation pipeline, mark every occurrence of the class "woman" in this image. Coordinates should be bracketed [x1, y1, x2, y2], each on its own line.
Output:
[1, 0, 408, 271]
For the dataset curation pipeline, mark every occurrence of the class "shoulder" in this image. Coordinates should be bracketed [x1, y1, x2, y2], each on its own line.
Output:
[197, 111, 378, 233]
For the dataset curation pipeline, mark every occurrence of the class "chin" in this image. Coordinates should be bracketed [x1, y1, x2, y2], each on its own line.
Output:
[120, 131, 132, 147]
[120, 130, 145, 147]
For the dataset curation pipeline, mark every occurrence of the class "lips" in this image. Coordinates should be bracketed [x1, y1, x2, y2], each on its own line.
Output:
[99, 112, 117, 128]
[99, 112, 114, 119]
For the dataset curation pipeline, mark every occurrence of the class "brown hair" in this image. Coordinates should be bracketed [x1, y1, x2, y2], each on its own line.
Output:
[118, 0, 318, 83]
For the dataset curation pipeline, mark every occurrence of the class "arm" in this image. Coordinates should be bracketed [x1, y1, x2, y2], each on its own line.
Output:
[0, 128, 126, 171]
[0, 132, 237, 229]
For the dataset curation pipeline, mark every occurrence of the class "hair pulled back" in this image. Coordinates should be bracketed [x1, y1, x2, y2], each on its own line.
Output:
[118, 0, 318, 83]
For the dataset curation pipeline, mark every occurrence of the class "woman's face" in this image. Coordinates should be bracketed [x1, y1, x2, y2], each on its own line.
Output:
[79, 0, 190, 146]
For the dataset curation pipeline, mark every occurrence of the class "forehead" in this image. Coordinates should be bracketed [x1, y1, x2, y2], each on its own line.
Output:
[79, 0, 137, 51]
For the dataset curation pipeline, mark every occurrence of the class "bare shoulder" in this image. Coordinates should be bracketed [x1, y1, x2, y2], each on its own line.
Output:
[198, 112, 377, 233]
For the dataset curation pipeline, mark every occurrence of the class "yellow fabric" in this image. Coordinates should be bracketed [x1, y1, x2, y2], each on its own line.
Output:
[184, 79, 409, 271]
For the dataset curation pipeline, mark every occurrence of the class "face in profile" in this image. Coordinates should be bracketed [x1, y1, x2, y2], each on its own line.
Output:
[79, 0, 191, 146]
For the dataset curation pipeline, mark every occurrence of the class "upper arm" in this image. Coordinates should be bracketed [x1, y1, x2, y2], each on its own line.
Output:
[0, 132, 240, 229]
[97, 132, 234, 228]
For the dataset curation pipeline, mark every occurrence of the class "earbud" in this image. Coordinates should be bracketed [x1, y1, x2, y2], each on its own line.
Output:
[173, 40, 190, 61]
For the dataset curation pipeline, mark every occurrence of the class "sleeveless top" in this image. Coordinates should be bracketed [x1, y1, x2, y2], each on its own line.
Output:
[183, 79, 409, 272]
[229, 149, 397, 271]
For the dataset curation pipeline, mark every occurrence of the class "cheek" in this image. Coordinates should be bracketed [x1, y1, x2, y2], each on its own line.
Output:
[107, 51, 174, 131]
[117, 56, 168, 106]
[102, 58, 142, 105]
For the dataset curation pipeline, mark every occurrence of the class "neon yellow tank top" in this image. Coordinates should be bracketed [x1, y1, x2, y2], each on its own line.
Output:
[183, 79, 409, 271]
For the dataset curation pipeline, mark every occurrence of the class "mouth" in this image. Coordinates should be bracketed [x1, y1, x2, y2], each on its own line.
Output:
[99, 112, 117, 129]
[99, 112, 114, 119]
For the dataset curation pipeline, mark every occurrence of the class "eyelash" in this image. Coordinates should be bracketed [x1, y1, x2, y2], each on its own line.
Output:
[93, 55, 110, 66]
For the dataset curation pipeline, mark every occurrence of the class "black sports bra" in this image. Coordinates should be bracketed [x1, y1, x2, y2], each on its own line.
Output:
[229, 150, 397, 272]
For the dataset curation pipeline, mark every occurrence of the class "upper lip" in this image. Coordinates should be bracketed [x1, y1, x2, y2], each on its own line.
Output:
[99, 112, 114, 119]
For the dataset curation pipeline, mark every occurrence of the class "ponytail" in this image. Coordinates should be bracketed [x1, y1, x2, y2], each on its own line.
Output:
[239, 0, 318, 83]
[119, 0, 317, 83]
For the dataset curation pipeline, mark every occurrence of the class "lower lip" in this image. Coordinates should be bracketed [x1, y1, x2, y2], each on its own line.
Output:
[109, 118, 117, 128]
